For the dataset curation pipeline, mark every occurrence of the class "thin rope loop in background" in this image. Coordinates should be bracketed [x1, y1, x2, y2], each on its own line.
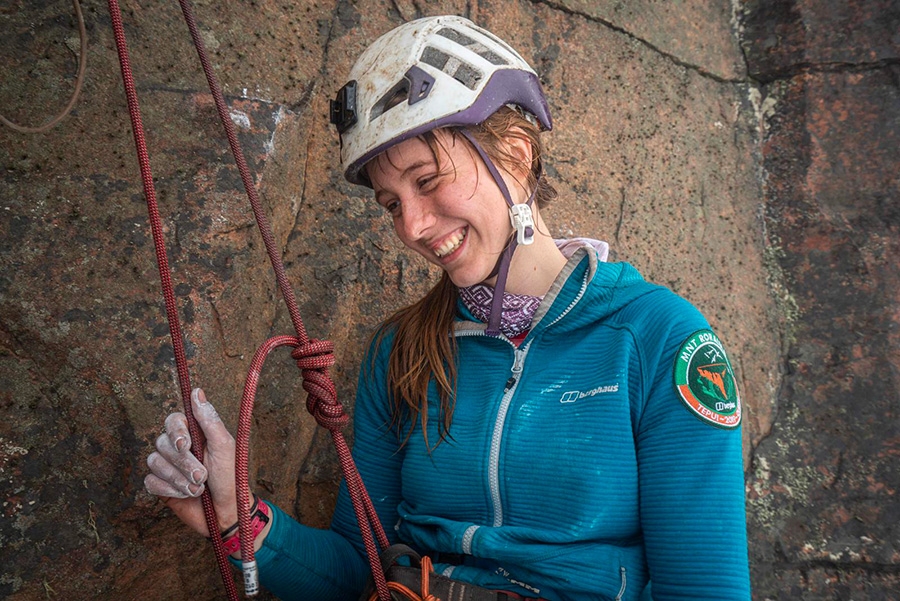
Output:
[1, 0, 88, 134]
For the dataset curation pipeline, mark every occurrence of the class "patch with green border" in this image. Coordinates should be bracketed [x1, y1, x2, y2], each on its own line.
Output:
[673, 329, 741, 429]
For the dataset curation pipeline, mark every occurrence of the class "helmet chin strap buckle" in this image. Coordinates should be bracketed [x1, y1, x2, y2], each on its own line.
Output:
[509, 204, 535, 246]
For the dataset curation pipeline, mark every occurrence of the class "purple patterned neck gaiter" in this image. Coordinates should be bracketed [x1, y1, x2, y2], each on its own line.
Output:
[458, 283, 543, 339]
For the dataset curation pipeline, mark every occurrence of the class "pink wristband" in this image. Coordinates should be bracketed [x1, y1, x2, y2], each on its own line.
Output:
[222, 499, 270, 555]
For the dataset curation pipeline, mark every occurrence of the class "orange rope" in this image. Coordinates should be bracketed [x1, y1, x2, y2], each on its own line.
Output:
[367, 555, 438, 601]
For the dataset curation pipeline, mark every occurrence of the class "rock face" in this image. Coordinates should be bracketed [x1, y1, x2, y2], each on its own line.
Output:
[0, 1, 893, 599]
[740, 1, 900, 598]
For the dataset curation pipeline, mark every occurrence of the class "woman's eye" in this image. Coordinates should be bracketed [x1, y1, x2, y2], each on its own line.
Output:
[384, 200, 401, 215]
[417, 175, 439, 192]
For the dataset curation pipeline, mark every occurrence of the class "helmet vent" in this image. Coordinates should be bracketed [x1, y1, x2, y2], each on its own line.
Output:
[369, 81, 409, 121]
[453, 63, 482, 89]
[420, 46, 482, 90]
[471, 27, 522, 63]
[421, 46, 450, 71]
[436, 27, 508, 66]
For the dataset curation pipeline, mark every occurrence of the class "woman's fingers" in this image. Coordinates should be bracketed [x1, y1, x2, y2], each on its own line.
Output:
[190, 388, 239, 529]
[144, 468, 204, 498]
[190, 388, 235, 454]
[144, 388, 240, 532]
[145, 450, 206, 497]
[163, 411, 191, 453]
[152, 428, 209, 485]
[146, 404, 210, 501]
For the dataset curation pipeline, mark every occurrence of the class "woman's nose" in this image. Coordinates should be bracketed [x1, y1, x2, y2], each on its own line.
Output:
[397, 195, 435, 242]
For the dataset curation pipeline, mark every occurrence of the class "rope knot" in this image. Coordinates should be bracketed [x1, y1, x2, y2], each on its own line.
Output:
[291, 338, 335, 371]
[291, 339, 346, 431]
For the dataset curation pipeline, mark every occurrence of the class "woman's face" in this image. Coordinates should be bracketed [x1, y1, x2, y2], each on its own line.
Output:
[367, 131, 521, 288]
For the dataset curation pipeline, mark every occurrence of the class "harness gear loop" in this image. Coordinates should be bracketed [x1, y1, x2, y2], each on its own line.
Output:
[420, 555, 436, 601]
[366, 558, 436, 601]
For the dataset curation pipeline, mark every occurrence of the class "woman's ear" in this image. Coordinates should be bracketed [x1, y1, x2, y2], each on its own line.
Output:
[506, 130, 534, 179]
[499, 130, 535, 206]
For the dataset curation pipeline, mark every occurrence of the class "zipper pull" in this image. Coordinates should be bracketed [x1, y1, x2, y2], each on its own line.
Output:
[512, 348, 526, 375]
[504, 348, 527, 393]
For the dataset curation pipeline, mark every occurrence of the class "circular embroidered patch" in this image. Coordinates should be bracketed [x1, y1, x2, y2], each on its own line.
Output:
[673, 329, 741, 429]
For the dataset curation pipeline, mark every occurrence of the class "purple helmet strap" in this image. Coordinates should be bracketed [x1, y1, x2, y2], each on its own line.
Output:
[459, 130, 515, 207]
[459, 130, 536, 337]
[486, 241, 518, 336]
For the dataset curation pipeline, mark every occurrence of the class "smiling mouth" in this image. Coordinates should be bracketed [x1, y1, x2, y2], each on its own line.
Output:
[434, 229, 467, 258]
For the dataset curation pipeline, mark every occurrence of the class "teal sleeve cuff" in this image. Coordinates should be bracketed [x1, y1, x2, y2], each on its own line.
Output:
[228, 502, 370, 601]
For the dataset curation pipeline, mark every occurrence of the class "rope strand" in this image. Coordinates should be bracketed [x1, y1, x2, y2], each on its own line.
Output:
[105, 1, 237, 598]
[175, 0, 308, 341]
[1, 0, 88, 134]
[173, 0, 391, 597]
[107, 0, 393, 598]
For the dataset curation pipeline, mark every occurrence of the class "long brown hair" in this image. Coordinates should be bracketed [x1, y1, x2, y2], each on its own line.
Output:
[372, 107, 557, 448]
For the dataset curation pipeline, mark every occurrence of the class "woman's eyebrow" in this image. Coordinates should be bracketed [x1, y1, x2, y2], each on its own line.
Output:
[374, 189, 392, 206]
[373, 159, 435, 203]
[397, 159, 433, 177]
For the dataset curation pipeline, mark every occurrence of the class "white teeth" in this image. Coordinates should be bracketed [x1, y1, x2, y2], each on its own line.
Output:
[434, 230, 466, 258]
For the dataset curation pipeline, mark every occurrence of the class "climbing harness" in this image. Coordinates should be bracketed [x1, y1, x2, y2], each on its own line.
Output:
[0, 0, 87, 133]
[361, 545, 548, 601]
[105, 0, 391, 598]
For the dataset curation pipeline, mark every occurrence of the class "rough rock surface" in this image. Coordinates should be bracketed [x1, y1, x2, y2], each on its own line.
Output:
[0, 0, 893, 599]
[741, 0, 900, 598]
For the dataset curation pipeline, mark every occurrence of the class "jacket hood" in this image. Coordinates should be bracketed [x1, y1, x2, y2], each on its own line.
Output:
[529, 239, 659, 336]
[453, 238, 660, 338]
[555, 237, 609, 261]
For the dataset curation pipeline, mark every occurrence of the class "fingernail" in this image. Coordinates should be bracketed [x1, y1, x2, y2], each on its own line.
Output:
[193, 388, 207, 405]
[174, 436, 187, 452]
[187, 482, 203, 496]
[191, 469, 205, 484]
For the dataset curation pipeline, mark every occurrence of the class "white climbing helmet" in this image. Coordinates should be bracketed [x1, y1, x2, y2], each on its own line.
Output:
[330, 15, 552, 186]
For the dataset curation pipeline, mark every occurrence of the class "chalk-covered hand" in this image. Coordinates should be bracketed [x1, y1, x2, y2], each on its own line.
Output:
[144, 388, 238, 537]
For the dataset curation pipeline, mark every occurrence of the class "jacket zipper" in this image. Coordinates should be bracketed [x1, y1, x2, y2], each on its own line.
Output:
[488, 342, 529, 527]
[545, 268, 590, 329]
[503, 347, 526, 391]
[615, 567, 627, 601]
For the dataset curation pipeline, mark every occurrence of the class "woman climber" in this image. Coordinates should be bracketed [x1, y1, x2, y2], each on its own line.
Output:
[145, 15, 751, 601]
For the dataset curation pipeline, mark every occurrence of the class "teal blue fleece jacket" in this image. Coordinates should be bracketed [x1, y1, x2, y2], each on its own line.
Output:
[249, 243, 751, 600]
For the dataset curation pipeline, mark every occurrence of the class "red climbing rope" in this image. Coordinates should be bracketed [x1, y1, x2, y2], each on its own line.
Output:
[105, 1, 238, 599]
[236, 336, 391, 597]
[108, 0, 391, 598]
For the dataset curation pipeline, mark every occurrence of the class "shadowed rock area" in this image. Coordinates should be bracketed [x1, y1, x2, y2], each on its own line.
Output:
[0, 0, 894, 599]
[741, 0, 899, 598]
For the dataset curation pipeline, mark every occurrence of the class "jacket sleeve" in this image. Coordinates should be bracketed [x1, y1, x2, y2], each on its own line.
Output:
[631, 291, 751, 600]
[253, 331, 404, 600]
